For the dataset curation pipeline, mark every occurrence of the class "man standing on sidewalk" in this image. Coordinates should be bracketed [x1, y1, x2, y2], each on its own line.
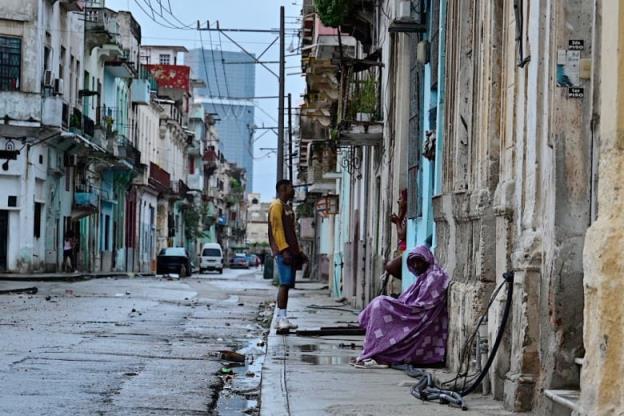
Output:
[268, 179, 307, 330]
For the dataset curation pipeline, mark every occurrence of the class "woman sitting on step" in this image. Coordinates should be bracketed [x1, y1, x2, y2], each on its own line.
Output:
[354, 245, 449, 369]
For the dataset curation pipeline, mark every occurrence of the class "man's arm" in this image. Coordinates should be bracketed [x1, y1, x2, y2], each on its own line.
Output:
[269, 203, 289, 253]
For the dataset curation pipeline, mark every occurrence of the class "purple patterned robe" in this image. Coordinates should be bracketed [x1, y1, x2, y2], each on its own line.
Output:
[358, 245, 449, 365]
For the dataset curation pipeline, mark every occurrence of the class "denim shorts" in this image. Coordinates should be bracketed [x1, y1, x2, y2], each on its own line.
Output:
[275, 255, 296, 288]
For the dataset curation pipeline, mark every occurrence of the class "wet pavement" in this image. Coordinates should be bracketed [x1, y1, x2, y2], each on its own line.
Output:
[0, 268, 273, 415]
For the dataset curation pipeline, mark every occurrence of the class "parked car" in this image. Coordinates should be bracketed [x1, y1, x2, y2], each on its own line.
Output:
[156, 247, 192, 277]
[199, 243, 224, 274]
[248, 254, 260, 268]
[230, 253, 250, 269]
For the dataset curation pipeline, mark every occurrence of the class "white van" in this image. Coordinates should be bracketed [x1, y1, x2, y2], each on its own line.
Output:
[199, 243, 224, 274]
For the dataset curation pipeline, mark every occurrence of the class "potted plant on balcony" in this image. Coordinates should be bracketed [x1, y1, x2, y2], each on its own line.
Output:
[349, 76, 378, 122]
[315, 0, 351, 27]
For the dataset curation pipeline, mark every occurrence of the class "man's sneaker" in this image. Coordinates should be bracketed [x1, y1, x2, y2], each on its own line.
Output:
[278, 318, 298, 330]
[273, 317, 282, 329]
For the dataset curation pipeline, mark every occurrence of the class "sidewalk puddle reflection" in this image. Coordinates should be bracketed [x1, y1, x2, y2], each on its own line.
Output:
[299, 354, 353, 365]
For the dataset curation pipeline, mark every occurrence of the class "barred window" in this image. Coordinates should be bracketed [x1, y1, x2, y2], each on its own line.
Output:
[0, 36, 21, 91]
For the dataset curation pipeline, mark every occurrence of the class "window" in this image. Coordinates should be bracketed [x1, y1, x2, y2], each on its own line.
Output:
[59, 46, 66, 81]
[159, 54, 170, 65]
[104, 215, 110, 251]
[7, 196, 17, 207]
[0, 36, 21, 91]
[34, 202, 42, 239]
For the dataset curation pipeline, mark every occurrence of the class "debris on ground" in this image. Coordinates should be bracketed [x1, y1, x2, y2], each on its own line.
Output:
[220, 350, 246, 363]
[0, 287, 38, 295]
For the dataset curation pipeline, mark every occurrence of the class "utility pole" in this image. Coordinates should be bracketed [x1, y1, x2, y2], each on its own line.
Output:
[288, 93, 293, 181]
[277, 6, 285, 182]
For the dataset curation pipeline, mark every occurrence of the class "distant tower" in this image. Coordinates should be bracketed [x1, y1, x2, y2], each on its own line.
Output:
[187, 49, 256, 191]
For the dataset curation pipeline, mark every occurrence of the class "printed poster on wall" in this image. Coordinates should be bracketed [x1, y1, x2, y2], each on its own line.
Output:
[557, 40, 584, 98]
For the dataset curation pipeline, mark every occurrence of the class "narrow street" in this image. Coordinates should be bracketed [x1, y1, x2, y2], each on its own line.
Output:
[0, 269, 273, 416]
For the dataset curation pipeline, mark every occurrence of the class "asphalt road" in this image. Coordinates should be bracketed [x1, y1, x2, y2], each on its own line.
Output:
[0, 268, 274, 416]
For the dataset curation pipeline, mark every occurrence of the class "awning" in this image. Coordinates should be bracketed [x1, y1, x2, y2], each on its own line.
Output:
[47, 131, 108, 154]
[70, 206, 97, 220]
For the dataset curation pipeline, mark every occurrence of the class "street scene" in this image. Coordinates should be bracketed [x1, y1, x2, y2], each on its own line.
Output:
[1, 0, 624, 415]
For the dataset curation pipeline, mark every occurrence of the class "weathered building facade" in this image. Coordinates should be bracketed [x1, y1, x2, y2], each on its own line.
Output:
[299, 0, 624, 415]
[0, 0, 246, 275]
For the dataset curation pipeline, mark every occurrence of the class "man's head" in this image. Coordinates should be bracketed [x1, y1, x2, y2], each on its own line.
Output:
[276, 179, 294, 201]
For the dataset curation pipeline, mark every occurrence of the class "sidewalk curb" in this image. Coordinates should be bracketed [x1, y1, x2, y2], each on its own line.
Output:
[0, 272, 156, 282]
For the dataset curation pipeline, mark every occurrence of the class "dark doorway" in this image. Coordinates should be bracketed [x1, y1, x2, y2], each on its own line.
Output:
[0, 210, 8, 271]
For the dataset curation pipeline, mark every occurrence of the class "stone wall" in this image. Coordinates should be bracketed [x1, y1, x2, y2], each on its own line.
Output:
[579, 0, 624, 414]
[438, 0, 593, 413]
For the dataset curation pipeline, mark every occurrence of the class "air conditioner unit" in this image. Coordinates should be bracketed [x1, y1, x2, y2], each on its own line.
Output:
[43, 70, 53, 88]
[54, 78, 64, 96]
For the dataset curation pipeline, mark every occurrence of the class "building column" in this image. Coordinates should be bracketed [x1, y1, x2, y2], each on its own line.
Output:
[503, 232, 543, 412]
[580, 1, 624, 414]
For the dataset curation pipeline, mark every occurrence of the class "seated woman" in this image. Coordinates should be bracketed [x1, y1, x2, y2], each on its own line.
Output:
[355, 245, 449, 368]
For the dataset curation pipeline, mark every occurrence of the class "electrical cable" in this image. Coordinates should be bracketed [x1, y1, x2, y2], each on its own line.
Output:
[405, 271, 515, 410]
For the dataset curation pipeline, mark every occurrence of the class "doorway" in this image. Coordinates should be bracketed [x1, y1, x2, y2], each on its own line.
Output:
[0, 210, 8, 271]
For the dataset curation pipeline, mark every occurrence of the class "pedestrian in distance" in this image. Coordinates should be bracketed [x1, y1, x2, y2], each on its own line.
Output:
[268, 179, 308, 331]
[63, 233, 75, 273]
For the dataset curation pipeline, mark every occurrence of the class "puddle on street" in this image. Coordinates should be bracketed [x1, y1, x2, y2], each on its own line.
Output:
[295, 343, 361, 352]
[215, 339, 264, 415]
[299, 354, 354, 365]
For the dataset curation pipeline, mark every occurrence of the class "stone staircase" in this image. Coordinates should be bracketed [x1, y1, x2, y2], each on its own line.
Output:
[543, 358, 583, 415]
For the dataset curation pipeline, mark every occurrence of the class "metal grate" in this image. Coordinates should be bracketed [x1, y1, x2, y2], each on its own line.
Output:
[0, 36, 21, 91]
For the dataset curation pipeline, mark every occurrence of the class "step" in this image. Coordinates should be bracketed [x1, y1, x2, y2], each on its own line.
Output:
[544, 389, 581, 413]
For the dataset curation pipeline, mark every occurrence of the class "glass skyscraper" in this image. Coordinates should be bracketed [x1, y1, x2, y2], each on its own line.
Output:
[186, 49, 256, 190]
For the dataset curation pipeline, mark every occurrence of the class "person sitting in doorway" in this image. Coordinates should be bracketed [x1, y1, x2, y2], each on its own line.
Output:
[354, 245, 449, 369]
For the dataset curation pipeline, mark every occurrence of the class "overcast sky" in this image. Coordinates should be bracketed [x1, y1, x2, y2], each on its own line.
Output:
[106, 0, 305, 201]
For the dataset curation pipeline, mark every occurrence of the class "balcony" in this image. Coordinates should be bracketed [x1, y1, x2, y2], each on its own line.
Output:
[59, 0, 86, 12]
[131, 78, 151, 104]
[85, 7, 121, 52]
[149, 162, 171, 193]
[187, 172, 203, 191]
[105, 60, 135, 79]
[335, 64, 383, 147]
[115, 137, 141, 167]
[74, 189, 98, 209]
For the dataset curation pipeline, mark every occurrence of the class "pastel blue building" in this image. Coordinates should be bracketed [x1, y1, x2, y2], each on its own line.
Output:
[404, 0, 447, 288]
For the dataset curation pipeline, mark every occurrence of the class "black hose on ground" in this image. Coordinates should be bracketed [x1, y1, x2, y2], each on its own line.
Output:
[459, 271, 514, 396]
[407, 271, 515, 410]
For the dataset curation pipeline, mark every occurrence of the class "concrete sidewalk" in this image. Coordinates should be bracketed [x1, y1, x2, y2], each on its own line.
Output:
[0, 271, 155, 282]
[260, 282, 513, 416]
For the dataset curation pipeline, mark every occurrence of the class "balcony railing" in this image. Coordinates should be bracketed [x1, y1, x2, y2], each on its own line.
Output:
[85, 7, 121, 51]
[115, 137, 141, 167]
[335, 64, 383, 146]
[60, 0, 86, 12]
[74, 187, 98, 208]
[149, 162, 171, 192]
